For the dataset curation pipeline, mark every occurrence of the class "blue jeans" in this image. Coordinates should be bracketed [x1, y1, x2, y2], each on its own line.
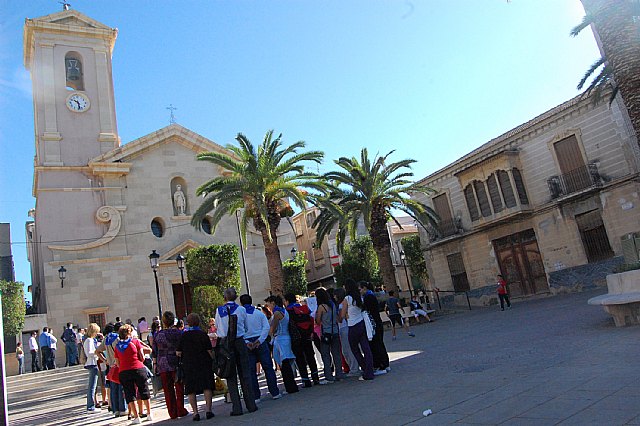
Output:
[109, 381, 126, 413]
[17, 357, 24, 374]
[86, 366, 99, 409]
[247, 339, 280, 398]
[65, 341, 78, 366]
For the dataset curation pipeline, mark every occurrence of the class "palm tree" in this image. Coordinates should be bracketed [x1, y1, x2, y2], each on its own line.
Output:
[573, 0, 640, 138]
[313, 149, 438, 294]
[574, 55, 617, 105]
[191, 130, 324, 295]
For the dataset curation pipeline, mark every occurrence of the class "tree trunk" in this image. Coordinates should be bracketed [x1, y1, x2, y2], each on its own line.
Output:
[369, 211, 399, 294]
[581, 0, 640, 140]
[262, 231, 284, 295]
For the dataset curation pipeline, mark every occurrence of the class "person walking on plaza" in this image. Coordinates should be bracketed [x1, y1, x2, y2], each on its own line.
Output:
[360, 282, 390, 375]
[409, 296, 433, 323]
[385, 291, 415, 340]
[334, 288, 359, 376]
[153, 311, 188, 419]
[114, 323, 153, 424]
[16, 342, 25, 374]
[340, 280, 375, 381]
[240, 294, 281, 402]
[265, 295, 299, 394]
[177, 313, 215, 421]
[497, 274, 512, 310]
[315, 287, 345, 382]
[29, 331, 40, 372]
[38, 327, 51, 370]
[61, 322, 78, 366]
[96, 323, 126, 418]
[284, 292, 322, 387]
[215, 288, 258, 416]
[47, 328, 58, 369]
[84, 323, 101, 413]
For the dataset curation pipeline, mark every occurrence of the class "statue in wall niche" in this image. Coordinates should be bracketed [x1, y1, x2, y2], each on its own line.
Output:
[173, 184, 187, 216]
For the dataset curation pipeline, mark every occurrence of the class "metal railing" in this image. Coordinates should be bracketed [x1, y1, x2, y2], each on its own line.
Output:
[547, 163, 602, 199]
[423, 288, 472, 310]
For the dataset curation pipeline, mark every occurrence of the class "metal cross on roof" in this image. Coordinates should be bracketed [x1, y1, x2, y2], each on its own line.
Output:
[166, 104, 177, 125]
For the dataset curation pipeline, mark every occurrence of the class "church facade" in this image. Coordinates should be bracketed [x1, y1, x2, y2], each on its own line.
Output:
[23, 9, 294, 346]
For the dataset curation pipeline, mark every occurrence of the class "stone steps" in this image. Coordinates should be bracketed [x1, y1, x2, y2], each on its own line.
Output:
[6, 365, 87, 407]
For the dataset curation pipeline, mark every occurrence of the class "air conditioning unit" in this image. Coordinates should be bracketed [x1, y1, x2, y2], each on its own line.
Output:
[620, 232, 640, 264]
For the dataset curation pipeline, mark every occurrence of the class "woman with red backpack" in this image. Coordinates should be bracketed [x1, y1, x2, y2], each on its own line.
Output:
[284, 293, 323, 387]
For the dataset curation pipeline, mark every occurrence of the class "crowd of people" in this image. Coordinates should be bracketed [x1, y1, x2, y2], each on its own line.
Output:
[28, 279, 434, 424]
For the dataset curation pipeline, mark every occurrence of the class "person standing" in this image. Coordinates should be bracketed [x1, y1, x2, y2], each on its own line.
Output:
[284, 293, 322, 387]
[96, 323, 126, 418]
[29, 331, 40, 372]
[334, 288, 359, 377]
[340, 280, 374, 381]
[153, 311, 189, 420]
[385, 291, 415, 340]
[38, 327, 51, 370]
[240, 294, 281, 403]
[61, 322, 78, 366]
[315, 287, 345, 382]
[16, 342, 25, 374]
[47, 328, 58, 369]
[215, 288, 258, 416]
[264, 295, 298, 394]
[84, 323, 101, 413]
[497, 274, 512, 310]
[360, 282, 390, 375]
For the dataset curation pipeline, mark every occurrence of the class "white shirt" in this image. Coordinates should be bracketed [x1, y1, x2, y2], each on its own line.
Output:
[215, 302, 248, 338]
[29, 336, 38, 351]
[243, 306, 270, 344]
[344, 296, 364, 327]
[48, 333, 58, 350]
[83, 338, 98, 367]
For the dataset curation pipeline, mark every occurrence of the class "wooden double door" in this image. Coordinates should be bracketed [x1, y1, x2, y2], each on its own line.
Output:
[172, 282, 192, 320]
[493, 229, 548, 298]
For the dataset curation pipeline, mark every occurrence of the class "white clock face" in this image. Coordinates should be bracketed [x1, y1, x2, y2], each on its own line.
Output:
[66, 93, 90, 112]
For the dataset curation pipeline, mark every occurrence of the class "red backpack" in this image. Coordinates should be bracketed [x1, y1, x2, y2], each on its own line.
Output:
[287, 304, 314, 338]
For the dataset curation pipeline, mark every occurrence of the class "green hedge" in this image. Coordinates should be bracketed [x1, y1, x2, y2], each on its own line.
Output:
[191, 286, 225, 322]
[401, 235, 429, 288]
[334, 236, 381, 287]
[283, 251, 308, 296]
[1, 280, 26, 336]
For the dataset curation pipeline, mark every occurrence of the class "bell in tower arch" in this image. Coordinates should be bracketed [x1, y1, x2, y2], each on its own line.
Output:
[65, 58, 81, 81]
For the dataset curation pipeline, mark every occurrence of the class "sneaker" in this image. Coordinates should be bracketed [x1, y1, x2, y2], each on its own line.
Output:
[318, 379, 329, 385]
[272, 393, 283, 400]
[87, 407, 97, 413]
[146, 412, 153, 422]
[254, 399, 261, 405]
[373, 369, 387, 376]
[408, 332, 415, 337]
[130, 418, 142, 425]
[303, 381, 313, 388]
[205, 412, 214, 420]
[347, 371, 361, 378]
[139, 413, 147, 418]
[358, 376, 365, 381]
[385, 367, 391, 372]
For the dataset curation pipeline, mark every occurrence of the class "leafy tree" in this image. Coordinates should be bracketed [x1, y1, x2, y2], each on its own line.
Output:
[401, 235, 429, 289]
[282, 251, 308, 296]
[573, 0, 640, 138]
[1, 280, 26, 336]
[314, 149, 438, 294]
[191, 130, 324, 295]
[333, 236, 381, 287]
[185, 244, 240, 321]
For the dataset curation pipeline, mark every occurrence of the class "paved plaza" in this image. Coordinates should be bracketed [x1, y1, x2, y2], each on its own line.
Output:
[8, 288, 640, 425]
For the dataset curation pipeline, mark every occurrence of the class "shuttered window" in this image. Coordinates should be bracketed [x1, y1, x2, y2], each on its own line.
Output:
[464, 185, 480, 221]
[446, 252, 470, 292]
[575, 210, 614, 263]
[512, 168, 529, 205]
[486, 173, 503, 213]
[473, 180, 492, 217]
[497, 170, 516, 208]
[432, 193, 453, 222]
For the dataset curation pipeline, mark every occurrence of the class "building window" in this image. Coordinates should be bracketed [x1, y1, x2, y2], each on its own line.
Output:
[294, 220, 304, 237]
[306, 211, 316, 228]
[432, 193, 457, 236]
[512, 168, 529, 205]
[201, 217, 212, 234]
[575, 210, 614, 263]
[88, 313, 106, 330]
[464, 185, 480, 221]
[554, 135, 591, 194]
[65, 52, 84, 91]
[497, 170, 517, 208]
[473, 180, 492, 217]
[446, 252, 470, 292]
[486, 173, 503, 213]
[151, 218, 164, 238]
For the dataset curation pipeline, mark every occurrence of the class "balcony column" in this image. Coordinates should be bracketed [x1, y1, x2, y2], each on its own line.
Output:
[507, 169, 521, 207]
[494, 172, 508, 209]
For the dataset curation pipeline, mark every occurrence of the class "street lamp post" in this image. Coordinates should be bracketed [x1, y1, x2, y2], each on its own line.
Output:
[175, 254, 188, 318]
[58, 266, 67, 288]
[148, 250, 163, 319]
[399, 250, 414, 299]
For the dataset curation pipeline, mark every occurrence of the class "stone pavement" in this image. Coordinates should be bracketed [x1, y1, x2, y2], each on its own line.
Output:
[8, 288, 640, 425]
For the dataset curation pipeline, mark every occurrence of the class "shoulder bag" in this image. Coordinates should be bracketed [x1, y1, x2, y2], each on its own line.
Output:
[214, 305, 236, 379]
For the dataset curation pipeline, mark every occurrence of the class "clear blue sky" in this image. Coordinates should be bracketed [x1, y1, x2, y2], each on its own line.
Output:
[0, 0, 599, 295]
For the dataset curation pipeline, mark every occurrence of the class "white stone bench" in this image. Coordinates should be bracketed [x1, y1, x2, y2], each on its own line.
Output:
[380, 307, 436, 326]
[588, 269, 640, 327]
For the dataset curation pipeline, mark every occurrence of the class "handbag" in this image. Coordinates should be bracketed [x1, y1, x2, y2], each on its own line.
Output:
[175, 361, 185, 383]
[321, 303, 336, 344]
[363, 310, 375, 341]
[106, 364, 120, 384]
[214, 305, 236, 379]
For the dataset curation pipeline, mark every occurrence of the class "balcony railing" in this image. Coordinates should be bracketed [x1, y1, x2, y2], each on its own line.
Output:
[426, 218, 463, 243]
[547, 163, 602, 199]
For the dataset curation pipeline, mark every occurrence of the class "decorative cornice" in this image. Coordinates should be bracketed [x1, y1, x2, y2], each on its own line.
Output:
[88, 161, 131, 177]
[49, 255, 131, 267]
[158, 239, 202, 263]
[48, 205, 125, 251]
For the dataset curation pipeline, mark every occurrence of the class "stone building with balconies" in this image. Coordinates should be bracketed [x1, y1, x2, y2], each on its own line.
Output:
[413, 92, 640, 307]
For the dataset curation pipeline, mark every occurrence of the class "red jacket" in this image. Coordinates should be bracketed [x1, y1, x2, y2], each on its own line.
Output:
[497, 279, 508, 295]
